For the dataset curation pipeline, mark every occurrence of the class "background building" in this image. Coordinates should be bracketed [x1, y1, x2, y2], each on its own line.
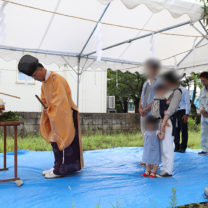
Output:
[0, 58, 107, 113]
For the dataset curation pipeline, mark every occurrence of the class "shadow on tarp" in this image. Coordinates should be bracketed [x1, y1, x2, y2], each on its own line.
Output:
[0, 147, 208, 208]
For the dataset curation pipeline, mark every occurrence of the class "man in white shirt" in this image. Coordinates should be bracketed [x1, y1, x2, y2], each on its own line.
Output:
[199, 72, 208, 155]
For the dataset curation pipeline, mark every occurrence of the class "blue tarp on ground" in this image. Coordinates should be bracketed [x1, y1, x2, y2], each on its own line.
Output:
[0, 147, 208, 208]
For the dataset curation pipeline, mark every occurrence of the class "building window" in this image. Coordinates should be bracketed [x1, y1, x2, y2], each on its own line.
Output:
[16, 72, 35, 84]
[128, 100, 135, 113]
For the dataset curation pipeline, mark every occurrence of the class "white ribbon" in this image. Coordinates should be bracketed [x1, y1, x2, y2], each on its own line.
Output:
[95, 23, 103, 61]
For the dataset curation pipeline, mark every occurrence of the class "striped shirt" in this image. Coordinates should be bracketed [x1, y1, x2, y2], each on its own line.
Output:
[166, 88, 182, 117]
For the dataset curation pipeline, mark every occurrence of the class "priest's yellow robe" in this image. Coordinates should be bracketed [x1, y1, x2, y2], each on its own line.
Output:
[40, 72, 84, 168]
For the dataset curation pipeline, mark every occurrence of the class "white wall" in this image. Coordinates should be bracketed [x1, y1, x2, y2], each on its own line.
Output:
[0, 59, 107, 113]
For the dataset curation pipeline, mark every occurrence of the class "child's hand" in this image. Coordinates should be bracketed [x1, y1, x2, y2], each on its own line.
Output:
[161, 121, 170, 133]
[166, 100, 171, 105]
[157, 132, 165, 139]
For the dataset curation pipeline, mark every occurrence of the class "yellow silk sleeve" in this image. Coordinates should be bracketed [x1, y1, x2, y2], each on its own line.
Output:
[46, 76, 75, 150]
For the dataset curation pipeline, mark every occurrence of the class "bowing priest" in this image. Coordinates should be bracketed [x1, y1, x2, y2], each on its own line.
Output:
[18, 55, 84, 179]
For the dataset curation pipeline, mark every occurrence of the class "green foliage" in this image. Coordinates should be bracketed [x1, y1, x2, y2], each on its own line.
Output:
[107, 69, 146, 113]
[0, 111, 24, 122]
[181, 73, 202, 114]
[181, 73, 202, 90]
[111, 200, 123, 208]
[0, 130, 202, 153]
[200, 0, 208, 25]
[188, 117, 201, 132]
[82, 132, 144, 150]
[168, 188, 177, 208]
[96, 200, 101, 208]
[181, 73, 202, 91]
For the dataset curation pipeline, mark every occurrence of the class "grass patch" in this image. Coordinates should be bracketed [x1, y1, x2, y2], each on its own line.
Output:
[178, 202, 208, 208]
[82, 132, 143, 150]
[187, 131, 201, 149]
[0, 130, 201, 153]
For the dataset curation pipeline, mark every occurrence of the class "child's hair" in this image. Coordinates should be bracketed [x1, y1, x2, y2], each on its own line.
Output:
[145, 115, 159, 129]
[155, 83, 167, 92]
[161, 70, 181, 84]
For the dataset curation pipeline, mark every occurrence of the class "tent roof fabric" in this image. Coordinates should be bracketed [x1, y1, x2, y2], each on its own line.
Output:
[100, 0, 203, 23]
[0, 0, 206, 73]
[178, 38, 208, 75]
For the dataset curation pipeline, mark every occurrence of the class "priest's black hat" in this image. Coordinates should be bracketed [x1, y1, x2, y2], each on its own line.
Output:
[18, 55, 39, 76]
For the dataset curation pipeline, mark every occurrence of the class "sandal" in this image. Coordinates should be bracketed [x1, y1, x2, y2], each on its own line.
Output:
[142, 171, 150, 177]
[149, 172, 156, 178]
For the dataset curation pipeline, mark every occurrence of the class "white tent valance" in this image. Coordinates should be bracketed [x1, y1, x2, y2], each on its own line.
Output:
[99, 0, 203, 22]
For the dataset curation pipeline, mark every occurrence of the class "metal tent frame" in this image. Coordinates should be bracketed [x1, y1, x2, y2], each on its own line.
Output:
[177, 20, 208, 70]
[0, 2, 207, 106]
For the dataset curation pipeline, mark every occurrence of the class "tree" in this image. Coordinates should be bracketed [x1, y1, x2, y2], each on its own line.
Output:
[181, 72, 202, 114]
[107, 69, 146, 113]
[200, 0, 208, 25]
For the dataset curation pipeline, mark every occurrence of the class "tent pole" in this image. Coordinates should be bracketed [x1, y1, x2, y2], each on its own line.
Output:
[37, 0, 61, 49]
[80, 57, 89, 74]
[62, 55, 77, 74]
[177, 20, 208, 68]
[191, 24, 208, 39]
[178, 62, 208, 70]
[79, 2, 111, 56]
[0, 45, 142, 66]
[77, 57, 81, 107]
[77, 2, 111, 78]
[177, 38, 205, 67]
[83, 20, 192, 57]
[199, 20, 208, 35]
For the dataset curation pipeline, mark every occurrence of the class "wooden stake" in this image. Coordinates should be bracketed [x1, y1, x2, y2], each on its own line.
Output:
[0, 92, 20, 99]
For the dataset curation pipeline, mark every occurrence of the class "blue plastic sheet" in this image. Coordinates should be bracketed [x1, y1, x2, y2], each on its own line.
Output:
[0, 147, 208, 208]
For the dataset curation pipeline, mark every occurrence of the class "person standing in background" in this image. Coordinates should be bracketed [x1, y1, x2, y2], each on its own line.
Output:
[139, 59, 161, 136]
[198, 72, 208, 156]
[174, 86, 191, 153]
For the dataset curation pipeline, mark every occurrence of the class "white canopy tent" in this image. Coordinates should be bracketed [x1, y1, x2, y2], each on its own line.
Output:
[0, 0, 207, 106]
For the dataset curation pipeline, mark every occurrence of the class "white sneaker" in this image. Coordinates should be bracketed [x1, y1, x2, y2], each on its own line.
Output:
[45, 171, 62, 179]
[204, 187, 208, 199]
[157, 171, 172, 178]
[42, 168, 54, 176]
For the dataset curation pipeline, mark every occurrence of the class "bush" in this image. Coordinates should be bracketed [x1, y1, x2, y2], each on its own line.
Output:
[188, 117, 200, 132]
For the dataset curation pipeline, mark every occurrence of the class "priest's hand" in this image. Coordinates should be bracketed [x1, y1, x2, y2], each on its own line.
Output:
[43, 108, 47, 114]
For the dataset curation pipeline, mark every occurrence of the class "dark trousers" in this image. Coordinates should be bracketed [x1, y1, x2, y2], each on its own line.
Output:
[51, 110, 81, 175]
[174, 109, 188, 150]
